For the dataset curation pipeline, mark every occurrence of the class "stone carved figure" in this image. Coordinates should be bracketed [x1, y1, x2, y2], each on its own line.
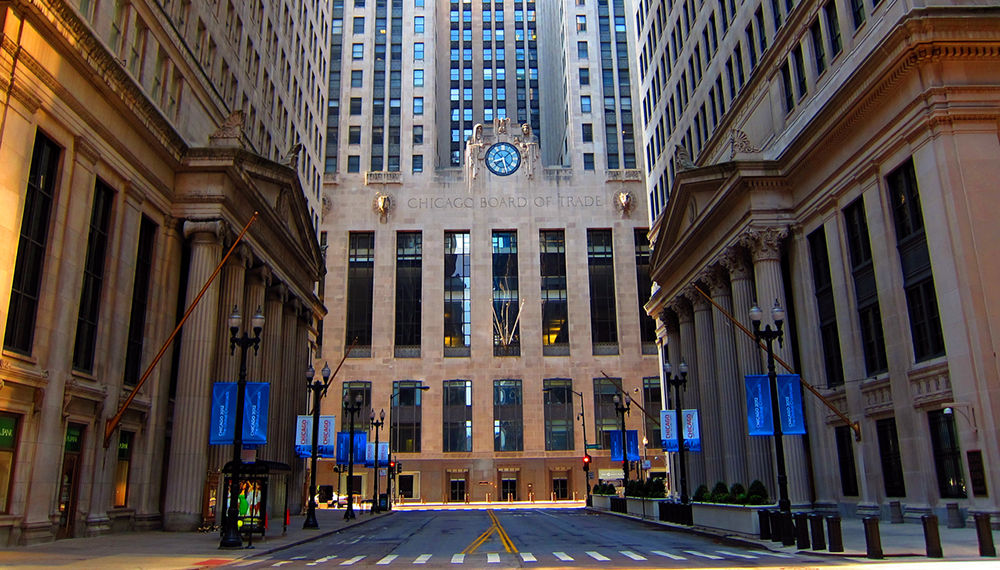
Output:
[613, 191, 635, 218]
[494, 117, 510, 135]
[516, 123, 539, 180]
[674, 146, 697, 171]
[465, 124, 486, 187]
[729, 129, 762, 159]
[209, 110, 245, 147]
[281, 142, 303, 169]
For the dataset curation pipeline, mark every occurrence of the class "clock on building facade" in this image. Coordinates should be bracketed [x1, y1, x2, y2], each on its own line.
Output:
[484, 142, 521, 176]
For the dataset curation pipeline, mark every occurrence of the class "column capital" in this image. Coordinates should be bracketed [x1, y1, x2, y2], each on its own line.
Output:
[668, 297, 693, 324]
[718, 245, 752, 281]
[682, 284, 711, 311]
[227, 243, 253, 268]
[739, 226, 788, 263]
[248, 264, 273, 288]
[183, 219, 227, 243]
[701, 266, 731, 297]
[268, 282, 289, 304]
[659, 309, 679, 334]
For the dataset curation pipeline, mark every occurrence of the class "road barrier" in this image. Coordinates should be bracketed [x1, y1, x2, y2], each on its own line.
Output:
[809, 514, 826, 550]
[827, 514, 844, 552]
[758, 509, 771, 540]
[795, 513, 810, 549]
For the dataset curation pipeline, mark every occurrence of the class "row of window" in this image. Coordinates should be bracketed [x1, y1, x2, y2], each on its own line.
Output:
[343, 229, 656, 358]
[340, 377, 661, 454]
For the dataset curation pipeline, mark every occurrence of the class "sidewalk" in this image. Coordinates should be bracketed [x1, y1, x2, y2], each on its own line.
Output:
[0, 507, 392, 570]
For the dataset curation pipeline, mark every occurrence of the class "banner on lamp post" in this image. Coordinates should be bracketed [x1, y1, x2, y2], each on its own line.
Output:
[295, 416, 312, 458]
[242, 383, 269, 445]
[609, 430, 624, 462]
[777, 374, 807, 435]
[209, 383, 269, 445]
[745, 375, 806, 436]
[661, 409, 677, 452]
[295, 415, 337, 458]
[625, 430, 640, 462]
[681, 409, 701, 452]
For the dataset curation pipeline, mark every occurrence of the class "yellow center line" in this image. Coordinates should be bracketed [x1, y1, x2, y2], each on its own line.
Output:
[490, 510, 518, 554]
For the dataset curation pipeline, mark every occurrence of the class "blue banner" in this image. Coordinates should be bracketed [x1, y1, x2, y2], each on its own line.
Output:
[209, 383, 269, 445]
[337, 432, 368, 465]
[336, 432, 350, 464]
[681, 410, 701, 452]
[745, 375, 773, 436]
[745, 375, 806, 436]
[609, 430, 624, 462]
[626, 430, 640, 461]
[661, 410, 678, 452]
[354, 433, 367, 463]
[777, 374, 807, 435]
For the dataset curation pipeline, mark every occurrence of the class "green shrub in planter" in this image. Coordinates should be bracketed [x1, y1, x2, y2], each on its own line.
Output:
[748, 480, 769, 502]
[747, 494, 767, 505]
[692, 485, 709, 502]
[730, 483, 746, 496]
[645, 478, 666, 498]
[733, 493, 749, 505]
[711, 481, 729, 496]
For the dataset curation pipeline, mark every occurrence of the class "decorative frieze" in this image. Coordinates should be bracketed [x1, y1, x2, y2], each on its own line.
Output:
[908, 362, 952, 408]
[861, 378, 894, 417]
[824, 390, 850, 425]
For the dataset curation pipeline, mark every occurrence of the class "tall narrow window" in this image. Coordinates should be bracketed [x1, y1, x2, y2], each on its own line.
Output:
[792, 45, 807, 98]
[391, 381, 425, 453]
[780, 62, 794, 113]
[824, 1, 842, 57]
[634, 230, 656, 354]
[444, 232, 471, 357]
[642, 377, 661, 447]
[809, 227, 844, 388]
[345, 233, 375, 357]
[114, 430, 134, 507]
[494, 379, 523, 451]
[593, 377, 619, 448]
[341, 381, 372, 432]
[73, 180, 115, 373]
[492, 231, 520, 357]
[543, 379, 574, 451]
[588, 230, 618, 355]
[928, 410, 966, 498]
[0, 413, 21, 513]
[887, 159, 945, 361]
[540, 231, 570, 356]
[849, 0, 865, 29]
[835, 425, 859, 496]
[844, 199, 888, 375]
[394, 232, 422, 358]
[123, 217, 158, 386]
[876, 417, 906, 497]
[810, 19, 826, 75]
[5, 133, 60, 355]
[443, 380, 473, 452]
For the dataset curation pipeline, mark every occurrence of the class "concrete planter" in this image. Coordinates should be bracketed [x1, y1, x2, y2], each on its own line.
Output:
[691, 502, 773, 537]
[591, 495, 613, 511]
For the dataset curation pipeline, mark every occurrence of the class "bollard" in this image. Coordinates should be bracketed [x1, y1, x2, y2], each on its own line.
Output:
[769, 510, 783, 543]
[827, 514, 844, 552]
[758, 509, 772, 540]
[781, 511, 796, 547]
[795, 512, 811, 549]
[809, 514, 826, 550]
[947, 503, 964, 528]
[864, 516, 884, 559]
[975, 513, 996, 557]
[921, 514, 942, 558]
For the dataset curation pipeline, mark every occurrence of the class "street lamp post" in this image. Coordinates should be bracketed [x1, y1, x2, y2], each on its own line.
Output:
[543, 387, 591, 504]
[343, 393, 364, 520]
[370, 408, 385, 514]
[387, 385, 430, 508]
[664, 360, 689, 505]
[303, 362, 333, 530]
[219, 306, 264, 550]
[750, 300, 794, 546]
[613, 393, 632, 486]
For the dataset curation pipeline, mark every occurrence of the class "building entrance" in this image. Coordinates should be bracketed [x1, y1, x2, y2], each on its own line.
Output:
[552, 477, 568, 499]
[500, 476, 517, 501]
[57, 423, 85, 539]
[450, 478, 466, 502]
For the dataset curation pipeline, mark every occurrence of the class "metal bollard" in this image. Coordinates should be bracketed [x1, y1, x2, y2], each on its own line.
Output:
[769, 510, 783, 543]
[827, 514, 844, 552]
[975, 513, 997, 557]
[781, 511, 796, 547]
[795, 512, 811, 549]
[758, 508, 772, 540]
[921, 514, 942, 558]
[809, 514, 826, 550]
[864, 516, 884, 559]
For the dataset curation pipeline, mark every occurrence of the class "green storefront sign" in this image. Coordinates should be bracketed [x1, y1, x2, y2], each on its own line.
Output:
[0, 415, 17, 449]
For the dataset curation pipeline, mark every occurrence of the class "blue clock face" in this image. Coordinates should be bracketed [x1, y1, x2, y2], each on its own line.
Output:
[485, 142, 521, 176]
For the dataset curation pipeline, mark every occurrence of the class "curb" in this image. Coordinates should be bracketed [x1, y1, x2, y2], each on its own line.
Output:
[244, 511, 397, 558]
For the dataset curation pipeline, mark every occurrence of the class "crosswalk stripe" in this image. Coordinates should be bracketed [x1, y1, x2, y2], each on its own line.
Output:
[451, 554, 465, 564]
[292, 557, 307, 561]
[716, 550, 758, 559]
[340, 556, 366, 566]
[414, 554, 433, 564]
[749, 550, 794, 558]
[683, 550, 724, 560]
[307, 556, 336, 566]
[553, 552, 574, 561]
[652, 551, 686, 560]
[487, 553, 500, 563]
[586, 551, 611, 561]
[376, 555, 398, 565]
[520, 553, 537, 562]
[271, 563, 292, 568]
[620, 551, 647, 561]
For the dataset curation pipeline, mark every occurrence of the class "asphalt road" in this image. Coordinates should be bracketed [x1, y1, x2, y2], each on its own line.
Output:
[222, 509, 846, 569]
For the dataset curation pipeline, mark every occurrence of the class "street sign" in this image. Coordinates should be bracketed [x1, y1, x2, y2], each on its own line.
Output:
[585, 443, 600, 450]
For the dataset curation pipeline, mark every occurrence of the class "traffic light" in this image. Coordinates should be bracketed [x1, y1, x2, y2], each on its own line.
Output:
[396, 461, 402, 473]
[582, 454, 591, 472]
[390, 461, 396, 475]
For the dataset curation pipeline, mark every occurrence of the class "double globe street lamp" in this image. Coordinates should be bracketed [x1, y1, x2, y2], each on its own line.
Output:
[370, 409, 386, 514]
[663, 360, 689, 505]
[343, 393, 364, 520]
[612, 393, 632, 485]
[303, 362, 332, 530]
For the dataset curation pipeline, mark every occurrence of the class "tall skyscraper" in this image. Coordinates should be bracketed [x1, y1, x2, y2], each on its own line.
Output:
[318, 0, 658, 503]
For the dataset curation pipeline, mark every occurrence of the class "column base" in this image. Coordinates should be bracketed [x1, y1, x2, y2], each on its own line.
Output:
[84, 515, 112, 537]
[134, 513, 163, 532]
[163, 512, 202, 532]
[19, 520, 56, 545]
[856, 502, 881, 518]
[902, 504, 932, 524]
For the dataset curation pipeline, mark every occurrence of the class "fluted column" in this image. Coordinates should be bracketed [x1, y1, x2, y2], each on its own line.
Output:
[208, 244, 252, 473]
[685, 284, 723, 487]
[164, 220, 225, 531]
[243, 265, 270, 382]
[672, 298, 705, 489]
[661, 310, 682, 499]
[256, 283, 286, 463]
[721, 246, 773, 489]
[278, 299, 301, 469]
[704, 266, 749, 486]
[742, 227, 810, 506]
[291, 312, 311, 515]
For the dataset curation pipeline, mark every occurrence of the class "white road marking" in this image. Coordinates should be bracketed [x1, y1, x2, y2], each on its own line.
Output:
[451, 554, 465, 564]
[376, 555, 398, 565]
[652, 551, 686, 560]
[306, 556, 336, 566]
[487, 552, 500, 563]
[413, 554, 433, 564]
[340, 556, 366, 565]
[620, 551, 647, 561]
[586, 551, 611, 561]
[717, 550, 758, 559]
[520, 553, 537, 562]
[553, 552, 574, 561]
[271, 563, 292, 568]
[292, 557, 307, 561]
[684, 550, 724, 560]
[749, 550, 795, 558]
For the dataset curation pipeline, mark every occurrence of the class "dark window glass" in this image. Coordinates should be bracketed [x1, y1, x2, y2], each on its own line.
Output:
[824, 1, 842, 56]
[849, 0, 865, 29]
[345, 233, 375, 356]
[123, 217, 158, 387]
[810, 19, 826, 74]
[543, 379, 574, 451]
[835, 425, 859, 496]
[588, 229, 618, 352]
[494, 379, 523, 451]
[5, 133, 61, 355]
[780, 62, 794, 113]
[593, 377, 619, 449]
[394, 232, 422, 357]
[444, 232, 471, 356]
[844, 199, 888, 375]
[876, 417, 906, 497]
[808, 228, 844, 387]
[583, 123, 593, 142]
[341, 381, 372, 432]
[928, 410, 966, 498]
[634, 230, 656, 350]
[540, 231, 569, 355]
[73, 180, 115, 372]
[443, 380, 472, 452]
[391, 381, 424, 452]
[492, 231, 520, 357]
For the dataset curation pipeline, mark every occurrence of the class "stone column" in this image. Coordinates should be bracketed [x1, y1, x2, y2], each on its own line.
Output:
[721, 246, 773, 490]
[672, 298, 705, 489]
[661, 310, 681, 498]
[278, 299, 302, 469]
[684, 285, 723, 487]
[704, 266, 750, 487]
[742, 227, 811, 506]
[243, 265, 271, 384]
[256, 283, 286, 464]
[163, 220, 225, 531]
[291, 313, 311, 516]
[208, 243, 251, 473]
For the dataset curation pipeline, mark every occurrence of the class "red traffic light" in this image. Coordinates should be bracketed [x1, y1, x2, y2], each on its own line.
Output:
[582, 454, 592, 464]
